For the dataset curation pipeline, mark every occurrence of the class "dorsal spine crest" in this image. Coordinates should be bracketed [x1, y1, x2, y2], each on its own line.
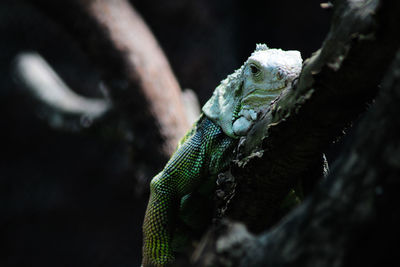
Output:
[255, 43, 269, 52]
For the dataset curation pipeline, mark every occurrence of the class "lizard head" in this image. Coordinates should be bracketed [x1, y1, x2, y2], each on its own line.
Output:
[202, 44, 302, 138]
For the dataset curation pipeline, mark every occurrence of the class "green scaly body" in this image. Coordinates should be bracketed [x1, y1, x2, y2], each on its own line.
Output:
[142, 115, 236, 266]
[141, 44, 303, 266]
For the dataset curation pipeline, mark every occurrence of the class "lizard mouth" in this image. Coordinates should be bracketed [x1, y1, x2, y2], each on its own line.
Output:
[248, 86, 285, 95]
[241, 82, 291, 109]
[243, 85, 286, 102]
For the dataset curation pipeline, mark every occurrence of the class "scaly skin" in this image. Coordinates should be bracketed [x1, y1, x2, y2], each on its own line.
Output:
[142, 44, 303, 266]
[142, 115, 236, 266]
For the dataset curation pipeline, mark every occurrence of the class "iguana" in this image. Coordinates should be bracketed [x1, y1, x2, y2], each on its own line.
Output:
[142, 44, 302, 267]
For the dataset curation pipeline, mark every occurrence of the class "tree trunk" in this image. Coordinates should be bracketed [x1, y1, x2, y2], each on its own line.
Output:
[191, 0, 400, 266]
[197, 47, 400, 267]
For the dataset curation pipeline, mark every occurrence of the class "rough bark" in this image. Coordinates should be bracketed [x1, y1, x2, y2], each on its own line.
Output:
[195, 46, 400, 267]
[17, 1, 399, 266]
[227, 0, 400, 231]
[190, 0, 400, 266]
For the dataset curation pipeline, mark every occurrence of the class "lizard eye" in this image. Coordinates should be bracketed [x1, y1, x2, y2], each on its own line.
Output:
[249, 64, 261, 76]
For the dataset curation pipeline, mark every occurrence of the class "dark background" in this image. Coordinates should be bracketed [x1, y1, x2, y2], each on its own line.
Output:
[0, 1, 331, 266]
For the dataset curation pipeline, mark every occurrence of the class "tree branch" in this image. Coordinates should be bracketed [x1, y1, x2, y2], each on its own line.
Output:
[83, 0, 189, 154]
[28, 0, 190, 169]
[228, 0, 400, 231]
[196, 47, 400, 267]
[191, 0, 400, 265]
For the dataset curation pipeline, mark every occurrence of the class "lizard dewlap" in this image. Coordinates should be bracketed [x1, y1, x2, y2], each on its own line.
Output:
[142, 44, 302, 267]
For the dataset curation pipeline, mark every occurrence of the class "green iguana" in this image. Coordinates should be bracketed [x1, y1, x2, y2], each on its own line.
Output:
[142, 44, 302, 267]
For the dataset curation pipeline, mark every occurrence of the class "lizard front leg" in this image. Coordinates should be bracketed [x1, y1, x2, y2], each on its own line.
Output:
[141, 117, 235, 267]
[142, 117, 207, 267]
[142, 173, 178, 267]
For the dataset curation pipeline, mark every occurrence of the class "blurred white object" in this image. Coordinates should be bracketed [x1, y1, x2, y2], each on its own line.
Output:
[13, 52, 110, 119]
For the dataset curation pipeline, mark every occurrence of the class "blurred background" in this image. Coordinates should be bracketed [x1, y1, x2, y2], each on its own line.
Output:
[0, 0, 331, 266]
